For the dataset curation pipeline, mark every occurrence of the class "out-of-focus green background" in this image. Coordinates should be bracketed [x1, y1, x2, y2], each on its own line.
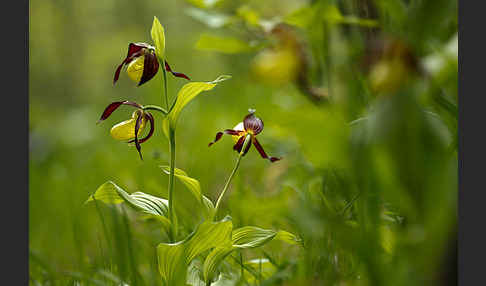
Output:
[30, 0, 457, 285]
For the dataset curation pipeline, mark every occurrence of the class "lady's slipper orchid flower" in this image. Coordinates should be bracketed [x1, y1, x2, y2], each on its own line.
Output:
[98, 101, 155, 160]
[113, 43, 191, 86]
[209, 110, 281, 162]
[114, 43, 159, 86]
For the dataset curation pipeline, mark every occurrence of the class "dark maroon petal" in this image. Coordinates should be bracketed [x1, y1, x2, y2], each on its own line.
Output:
[252, 136, 281, 163]
[113, 62, 124, 85]
[128, 112, 154, 144]
[208, 129, 245, 147]
[209, 132, 224, 147]
[232, 135, 252, 155]
[127, 43, 147, 59]
[114, 43, 145, 85]
[134, 112, 143, 161]
[232, 135, 245, 153]
[138, 53, 160, 86]
[165, 61, 191, 80]
[243, 113, 264, 135]
[242, 140, 252, 155]
[97, 101, 142, 124]
[98, 102, 123, 123]
[97, 101, 143, 123]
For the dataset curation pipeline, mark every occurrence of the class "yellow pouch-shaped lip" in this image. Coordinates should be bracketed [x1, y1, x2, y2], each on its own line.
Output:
[126, 55, 145, 84]
[110, 115, 147, 141]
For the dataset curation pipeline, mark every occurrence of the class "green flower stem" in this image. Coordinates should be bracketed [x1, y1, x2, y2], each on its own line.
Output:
[168, 128, 177, 241]
[214, 134, 251, 219]
[162, 62, 169, 110]
[142, 105, 167, 115]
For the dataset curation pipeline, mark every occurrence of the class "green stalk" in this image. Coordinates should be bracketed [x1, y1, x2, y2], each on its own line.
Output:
[162, 62, 169, 110]
[214, 134, 251, 219]
[158, 56, 177, 241]
[142, 105, 167, 115]
[168, 128, 177, 241]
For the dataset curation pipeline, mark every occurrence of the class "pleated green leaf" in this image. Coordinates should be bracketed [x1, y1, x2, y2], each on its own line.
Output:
[157, 217, 233, 286]
[167, 75, 231, 131]
[232, 226, 278, 248]
[160, 166, 215, 219]
[139, 214, 172, 234]
[161, 166, 201, 199]
[274, 230, 303, 245]
[202, 226, 302, 284]
[151, 16, 165, 59]
[86, 181, 169, 217]
[156, 242, 186, 286]
[202, 246, 233, 283]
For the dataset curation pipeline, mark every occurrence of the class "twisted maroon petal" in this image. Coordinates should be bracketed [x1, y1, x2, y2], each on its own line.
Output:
[134, 112, 143, 161]
[165, 61, 191, 80]
[113, 62, 125, 85]
[208, 129, 244, 147]
[128, 112, 154, 144]
[209, 132, 223, 147]
[243, 113, 264, 135]
[252, 136, 281, 162]
[233, 135, 252, 155]
[97, 101, 142, 123]
[138, 52, 160, 86]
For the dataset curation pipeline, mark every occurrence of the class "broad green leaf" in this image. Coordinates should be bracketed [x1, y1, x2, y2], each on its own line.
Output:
[232, 226, 278, 248]
[274, 230, 303, 245]
[167, 75, 231, 131]
[196, 34, 255, 54]
[162, 117, 171, 139]
[157, 241, 186, 286]
[161, 166, 202, 199]
[86, 181, 168, 217]
[203, 226, 301, 283]
[160, 166, 216, 219]
[157, 218, 233, 286]
[185, 218, 233, 262]
[139, 214, 172, 233]
[202, 246, 233, 282]
[233, 227, 303, 248]
[151, 16, 165, 59]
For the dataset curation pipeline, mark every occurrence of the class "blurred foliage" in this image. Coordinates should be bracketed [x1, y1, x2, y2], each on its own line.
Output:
[30, 0, 457, 285]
